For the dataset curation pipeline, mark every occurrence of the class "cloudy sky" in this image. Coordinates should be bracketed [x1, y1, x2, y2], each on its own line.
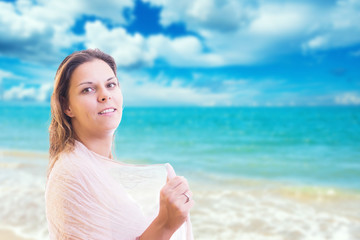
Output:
[0, 0, 360, 106]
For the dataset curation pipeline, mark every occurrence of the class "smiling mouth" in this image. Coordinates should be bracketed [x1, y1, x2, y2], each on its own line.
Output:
[98, 108, 116, 115]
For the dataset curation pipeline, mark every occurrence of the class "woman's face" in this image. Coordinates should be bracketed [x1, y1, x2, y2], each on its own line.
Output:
[65, 59, 123, 139]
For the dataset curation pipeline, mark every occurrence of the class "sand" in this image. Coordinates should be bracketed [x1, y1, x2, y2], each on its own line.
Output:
[0, 229, 34, 240]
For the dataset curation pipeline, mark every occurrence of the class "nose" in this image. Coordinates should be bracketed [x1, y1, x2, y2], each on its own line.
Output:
[98, 89, 111, 103]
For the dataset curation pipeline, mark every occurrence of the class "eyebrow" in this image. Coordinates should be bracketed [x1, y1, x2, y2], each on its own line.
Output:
[77, 76, 116, 87]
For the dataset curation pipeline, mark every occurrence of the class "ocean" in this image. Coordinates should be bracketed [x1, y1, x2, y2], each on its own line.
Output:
[1, 103, 360, 239]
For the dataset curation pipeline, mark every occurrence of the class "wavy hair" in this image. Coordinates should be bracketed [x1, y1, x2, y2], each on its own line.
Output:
[48, 49, 117, 177]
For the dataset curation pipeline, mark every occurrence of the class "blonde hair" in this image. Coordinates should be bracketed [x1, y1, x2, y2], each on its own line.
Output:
[48, 49, 117, 176]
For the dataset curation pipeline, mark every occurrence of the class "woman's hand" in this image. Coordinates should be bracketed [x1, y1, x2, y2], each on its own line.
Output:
[139, 176, 194, 240]
[158, 176, 194, 233]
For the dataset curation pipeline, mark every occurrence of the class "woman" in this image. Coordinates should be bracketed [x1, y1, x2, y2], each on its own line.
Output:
[45, 49, 194, 240]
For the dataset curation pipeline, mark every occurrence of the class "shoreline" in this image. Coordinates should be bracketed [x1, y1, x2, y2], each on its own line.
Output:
[0, 149, 49, 159]
[2, 147, 360, 194]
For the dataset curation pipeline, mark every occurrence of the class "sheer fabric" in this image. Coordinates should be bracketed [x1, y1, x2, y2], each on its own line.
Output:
[45, 141, 193, 240]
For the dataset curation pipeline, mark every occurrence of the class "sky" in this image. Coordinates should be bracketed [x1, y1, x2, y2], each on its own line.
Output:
[0, 0, 360, 106]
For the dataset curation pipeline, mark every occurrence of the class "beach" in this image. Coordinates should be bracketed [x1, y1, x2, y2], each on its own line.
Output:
[1, 150, 360, 240]
[0, 229, 34, 240]
[1, 105, 360, 239]
[190, 179, 360, 239]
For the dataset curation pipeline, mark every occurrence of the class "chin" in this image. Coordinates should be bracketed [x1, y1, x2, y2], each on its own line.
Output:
[103, 120, 121, 132]
[94, 113, 122, 132]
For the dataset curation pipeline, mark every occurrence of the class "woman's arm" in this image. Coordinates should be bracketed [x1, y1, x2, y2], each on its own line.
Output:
[139, 176, 194, 240]
[137, 215, 174, 240]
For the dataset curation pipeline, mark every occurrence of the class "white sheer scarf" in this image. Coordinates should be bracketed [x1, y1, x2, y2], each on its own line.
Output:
[45, 140, 193, 240]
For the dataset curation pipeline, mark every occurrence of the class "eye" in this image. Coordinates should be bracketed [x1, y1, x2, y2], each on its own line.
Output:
[81, 87, 94, 94]
[107, 82, 117, 88]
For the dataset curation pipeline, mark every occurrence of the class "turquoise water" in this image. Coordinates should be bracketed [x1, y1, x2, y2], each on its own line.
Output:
[1, 104, 360, 190]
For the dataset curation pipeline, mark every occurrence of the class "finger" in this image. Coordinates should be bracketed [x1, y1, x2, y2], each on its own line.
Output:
[177, 190, 194, 205]
[182, 192, 191, 203]
[166, 176, 185, 189]
[185, 199, 195, 209]
[179, 177, 189, 188]
[179, 198, 194, 212]
[172, 195, 192, 209]
[166, 163, 176, 182]
[184, 193, 195, 206]
[184, 191, 194, 206]
[184, 190, 193, 199]
[172, 176, 189, 190]
[174, 184, 189, 196]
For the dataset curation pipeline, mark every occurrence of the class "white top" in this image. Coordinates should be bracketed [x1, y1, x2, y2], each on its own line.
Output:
[45, 140, 193, 240]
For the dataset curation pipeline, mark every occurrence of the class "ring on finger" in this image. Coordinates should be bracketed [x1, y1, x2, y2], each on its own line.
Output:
[183, 192, 190, 203]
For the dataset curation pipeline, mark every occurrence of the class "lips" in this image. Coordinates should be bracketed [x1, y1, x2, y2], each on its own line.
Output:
[98, 108, 116, 115]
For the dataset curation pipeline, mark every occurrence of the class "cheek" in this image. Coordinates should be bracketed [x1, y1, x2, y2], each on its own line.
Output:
[120, 94, 124, 105]
[71, 98, 96, 118]
[114, 89, 123, 105]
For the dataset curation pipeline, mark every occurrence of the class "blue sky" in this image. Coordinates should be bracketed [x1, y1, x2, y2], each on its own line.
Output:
[0, 0, 359, 106]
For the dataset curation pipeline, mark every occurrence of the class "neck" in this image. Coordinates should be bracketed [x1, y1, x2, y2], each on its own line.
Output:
[79, 136, 113, 159]
[74, 129, 114, 159]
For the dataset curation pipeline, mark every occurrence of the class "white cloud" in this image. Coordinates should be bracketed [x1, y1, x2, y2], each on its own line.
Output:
[302, 0, 360, 51]
[37, 83, 53, 102]
[78, 0, 134, 25]
[0, 70, 14, 81]
[0, 0, 134, 63]
[304, 36, 329, 49]
[142, 0, 314, 64]
[0, 1, 76, 62]
[147, 35, 224, 67]
[4, 84, 35, 101]
[118, 71, 232, 106]
[249, 3, 312, 36]
[334, 92, 360, 105]
[144, 0, 256, 33]
[1, 0, 360, 68]
[84, 21, 154, 67]
[116, 70, 297, 107]
[3, 83, 52, 102]
[84, 21, 224, 67]
[144, 0, 360, 64]
[0, 69, 24, 97]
